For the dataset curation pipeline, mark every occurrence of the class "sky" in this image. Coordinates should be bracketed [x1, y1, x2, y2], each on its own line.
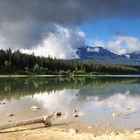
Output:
[0, 0, 140, 58]
[80, 19, 140, 42]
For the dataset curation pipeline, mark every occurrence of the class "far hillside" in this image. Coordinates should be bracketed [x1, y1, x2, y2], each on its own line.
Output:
[77, 46, 140, 65]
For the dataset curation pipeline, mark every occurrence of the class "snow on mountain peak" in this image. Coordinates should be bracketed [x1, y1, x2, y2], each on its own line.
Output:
[125, 54, 130, 59]
[87, 47, 100, 53]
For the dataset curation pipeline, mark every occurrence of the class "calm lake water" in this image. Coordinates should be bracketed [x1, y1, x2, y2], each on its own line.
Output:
[0, 76, 140, 130]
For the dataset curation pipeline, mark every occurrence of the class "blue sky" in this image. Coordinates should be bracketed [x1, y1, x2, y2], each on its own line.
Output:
[80, 18, 140, 42]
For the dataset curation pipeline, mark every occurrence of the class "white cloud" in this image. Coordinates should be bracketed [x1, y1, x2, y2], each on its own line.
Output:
[106, 36, 140, 55]
[22, 24, 85, 59]
[2, 22, 140, 58]
[88, 39, 105, 47]
[89, 35, 140, 55]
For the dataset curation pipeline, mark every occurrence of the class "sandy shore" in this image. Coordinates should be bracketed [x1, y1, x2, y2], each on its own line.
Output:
[0, 123, 140, 140]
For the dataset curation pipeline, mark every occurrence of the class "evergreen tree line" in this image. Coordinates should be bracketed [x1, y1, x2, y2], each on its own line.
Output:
[0, 48, 139, 75]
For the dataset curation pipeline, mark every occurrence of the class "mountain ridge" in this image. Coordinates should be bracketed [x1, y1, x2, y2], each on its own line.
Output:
[76, 46, 140, 65]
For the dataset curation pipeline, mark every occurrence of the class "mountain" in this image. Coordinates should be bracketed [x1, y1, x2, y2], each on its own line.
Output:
[76, 46, 140, 65]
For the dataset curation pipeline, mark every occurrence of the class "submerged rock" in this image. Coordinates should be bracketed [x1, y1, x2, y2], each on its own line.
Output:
[73, 109, 77, 113]
[69, 128, 78, 134]
[126, 107, 131, 111]
[7, 113, 14, 117]
[54, 112, 62, 117]
[31, 106, 39, 111]
[65, 122, 69, 125]
[72, 113, 79, 118]
[112, 112, 119, 119]
[88, 126, 92, 129]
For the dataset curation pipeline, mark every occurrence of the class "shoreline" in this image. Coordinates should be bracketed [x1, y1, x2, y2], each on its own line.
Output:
[0, 123, 140, 140]
[0, 74, 140, 78]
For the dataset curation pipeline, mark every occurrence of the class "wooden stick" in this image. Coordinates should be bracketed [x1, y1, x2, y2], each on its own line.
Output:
[0, 114, 53, 130]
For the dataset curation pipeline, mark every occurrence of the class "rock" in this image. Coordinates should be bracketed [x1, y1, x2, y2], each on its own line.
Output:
[96, 124, 99, 127]
[7, 113, 14, 117]
[134, 128, 140, 131]
[124, 113, 130, 118]
[112, 112, 119, 119]
[54, 112, 62, 117]
[134, 130, 140, 134]
[111, 132, 115, 135]
[72, 113, 79, 118]
[65, 122, 69, 125]
[88, 126, 92, 129]
[126, 107, 131, 111]
[31, 106, 39, 111]
[3, 102, 5, 105]
[73, 109, 77, 113]
[69, 128, 78, 134]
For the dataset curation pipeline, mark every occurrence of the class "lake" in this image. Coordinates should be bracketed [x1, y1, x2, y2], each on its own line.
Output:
[0, 76, 140, 131]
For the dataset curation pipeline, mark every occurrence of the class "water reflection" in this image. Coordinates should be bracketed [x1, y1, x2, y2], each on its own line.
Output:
[32, 90, 81, 117]
[0, 77, 139, 100]
[0, 76, 140, 129]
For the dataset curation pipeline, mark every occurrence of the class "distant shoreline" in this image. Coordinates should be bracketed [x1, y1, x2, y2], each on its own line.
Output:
[0, 74, 140, 78]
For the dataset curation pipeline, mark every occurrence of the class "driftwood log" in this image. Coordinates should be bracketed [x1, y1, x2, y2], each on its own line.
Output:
[0, 114, 54, 130]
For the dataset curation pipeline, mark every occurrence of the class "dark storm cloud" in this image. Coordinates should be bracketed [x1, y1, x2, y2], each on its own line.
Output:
[1, 0, 140, 23]
[0, 0, 140, 49]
